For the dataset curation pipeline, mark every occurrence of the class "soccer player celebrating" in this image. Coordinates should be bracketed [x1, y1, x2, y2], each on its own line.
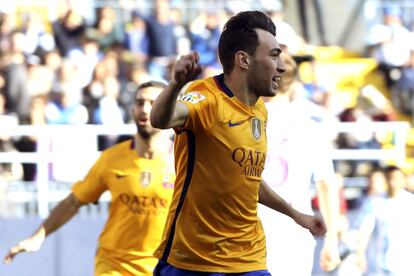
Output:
[4, 81, 175, 275]
[150, 10, 326, 275]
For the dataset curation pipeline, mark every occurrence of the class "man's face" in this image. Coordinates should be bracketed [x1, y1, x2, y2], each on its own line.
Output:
[132, 86, 162, 139]
[388, 170, 406, 195]
[246, 29, 285, 98]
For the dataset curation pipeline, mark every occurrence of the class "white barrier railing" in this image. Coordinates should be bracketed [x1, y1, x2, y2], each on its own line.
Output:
[0, 124, 135, 218]
[330, 121, 410, 163]
[0, 122, 410, 217]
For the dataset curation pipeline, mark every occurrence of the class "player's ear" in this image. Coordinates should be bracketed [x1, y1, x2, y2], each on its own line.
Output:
[236, 51, 249, 69]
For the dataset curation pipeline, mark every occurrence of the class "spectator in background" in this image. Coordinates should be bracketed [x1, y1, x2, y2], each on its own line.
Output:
[356, 165, 414, 275]
[26, 55, 54, 98]
[347, 167, 387, 275]
[41, 50, 63, 90]
[52, 8, 86, 57]
[87, 6, 124, 53]
[29, 95, 47, 126]
[67, 35, 102, 88]
[336, 85, 396, 176]
[93, 76, 126, 125]
[20, 12, 55, 57]
[93, 76, 126, 149]
[3, 30, 51, 182]
[13, 94, 48, 182]
[190, 10, 221, 68]
[82, 61, 108, 123]
[364, 167, 388, 198]
[4, 81, 175, 276]
[169, 7, 191, 56]
[0, 90, 21, 180]
[52, 58, 83, 103]
[365, 5, 414, 89]
[44, 88, 88, 125]
[145, 0, 177, 80]
[3, 31, 31, 123]
[0, 11, 18, 54]
[100, 46, 123, 79]
[123, 10, 149, 62]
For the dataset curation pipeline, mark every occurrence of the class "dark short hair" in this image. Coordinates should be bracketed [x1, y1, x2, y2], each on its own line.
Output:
[218, 11, 276, 74]
[135, 80, 167, 97]
[384, 165, 404, 178]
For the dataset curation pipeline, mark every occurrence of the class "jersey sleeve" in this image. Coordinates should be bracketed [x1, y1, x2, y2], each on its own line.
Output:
[177, 81, 217, 132]
[72, 152, 108, 203]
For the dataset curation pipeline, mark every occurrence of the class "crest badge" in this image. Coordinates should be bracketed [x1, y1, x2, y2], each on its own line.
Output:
[162, 174, 174, 189]
[140, 171, 152, 187]
[251, 118, 261, 140]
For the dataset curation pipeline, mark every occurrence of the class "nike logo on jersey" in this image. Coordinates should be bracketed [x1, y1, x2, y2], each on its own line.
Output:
[228, 120, 244, 127]
[115, 173, 128, 179]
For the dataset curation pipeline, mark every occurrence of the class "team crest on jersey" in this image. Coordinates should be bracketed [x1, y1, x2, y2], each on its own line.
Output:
[140, 171, 152, 187]
[251, 118, 262, 140]
[178, 91, 205, 104]
[162, 174, 174, 189]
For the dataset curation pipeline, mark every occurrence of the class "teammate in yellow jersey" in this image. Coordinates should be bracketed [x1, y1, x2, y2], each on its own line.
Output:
[4, 81, 175, 276]
[150, 10, 327, 275]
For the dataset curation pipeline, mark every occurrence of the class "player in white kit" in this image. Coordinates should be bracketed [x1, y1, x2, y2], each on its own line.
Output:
[258, 53, 341, 275]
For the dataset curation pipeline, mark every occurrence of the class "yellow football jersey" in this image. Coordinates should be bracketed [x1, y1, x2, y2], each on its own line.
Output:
[72, 139, 175, 276]
[154, 74, 268, 272]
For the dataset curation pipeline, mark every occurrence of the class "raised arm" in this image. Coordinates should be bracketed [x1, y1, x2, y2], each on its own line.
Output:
[258, 180, 326, 237]
[4, 193, 86, 264]
[150, 52, 203, 129]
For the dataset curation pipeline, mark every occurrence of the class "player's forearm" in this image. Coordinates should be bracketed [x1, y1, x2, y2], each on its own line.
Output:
[39, 193, 84, 238]
[316, 180, 340, 241]
[150, 81, 183, 129]
[258, 180, 299, 220]
[356, 216, 375, 256]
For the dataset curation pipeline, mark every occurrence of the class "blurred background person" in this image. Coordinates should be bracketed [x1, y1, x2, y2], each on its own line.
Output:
[259, 52, 341, 275]
[356, 165, 414, 276]
[145, 0, 178, 81]
[52, 7, 86, 57]
[4, 81, 175, 275]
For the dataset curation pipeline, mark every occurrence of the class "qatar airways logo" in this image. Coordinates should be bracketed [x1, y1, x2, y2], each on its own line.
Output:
[232, 148, 266, 177]
[119, 193, 169, 215]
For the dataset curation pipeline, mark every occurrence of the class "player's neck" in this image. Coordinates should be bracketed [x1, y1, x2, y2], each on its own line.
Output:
[134, 132, 165, 159]
[223, 73, 258, 106]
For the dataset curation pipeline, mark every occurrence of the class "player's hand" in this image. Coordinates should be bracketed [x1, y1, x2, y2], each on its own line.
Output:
[320, 240, 341, 271]
[293, 212, 327, 237]
[172, 52, 203, 88]
[3, 235, 45, 264]
[356, 251, 367, 273]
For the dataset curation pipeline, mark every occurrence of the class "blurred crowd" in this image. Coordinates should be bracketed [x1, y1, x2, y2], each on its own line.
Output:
[0, 0, 411, 179]
[0, 1, 412, 178]
[1, 0, 414, 275]
[0, 0, 230, 181]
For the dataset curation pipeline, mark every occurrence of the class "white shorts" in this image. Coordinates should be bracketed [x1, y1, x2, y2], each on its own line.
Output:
[258, 205, 316, 276]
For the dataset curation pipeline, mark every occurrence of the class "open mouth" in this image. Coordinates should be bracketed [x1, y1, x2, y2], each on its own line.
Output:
[272, 76, 281, 87]
[139, 118, 149, 125]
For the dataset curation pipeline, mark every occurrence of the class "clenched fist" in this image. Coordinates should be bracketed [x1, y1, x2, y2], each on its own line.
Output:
[172, 52, 203, 88]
